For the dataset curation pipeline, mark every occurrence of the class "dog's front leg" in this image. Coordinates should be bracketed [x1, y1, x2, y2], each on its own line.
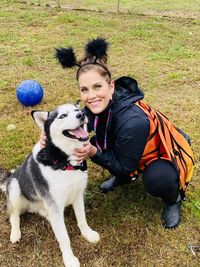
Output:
[72, 193, 100, 243]
[8, 178, 22, 243]
[47, 208, 80, 267]
[9, 210, 21, 243]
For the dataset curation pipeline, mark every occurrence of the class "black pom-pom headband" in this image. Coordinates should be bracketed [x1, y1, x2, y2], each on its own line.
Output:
[55, 38, 111, 79]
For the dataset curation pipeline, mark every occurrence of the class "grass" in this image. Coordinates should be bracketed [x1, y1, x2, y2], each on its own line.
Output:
[0, 0, 200, 266]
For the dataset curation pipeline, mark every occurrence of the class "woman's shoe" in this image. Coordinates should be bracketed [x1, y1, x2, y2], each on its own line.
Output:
[162, 196, 182, 229]
[99, 176, 121, 193]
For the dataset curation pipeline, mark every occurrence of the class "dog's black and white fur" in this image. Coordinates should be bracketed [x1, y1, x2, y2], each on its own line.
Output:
[0, 103, 100, 267]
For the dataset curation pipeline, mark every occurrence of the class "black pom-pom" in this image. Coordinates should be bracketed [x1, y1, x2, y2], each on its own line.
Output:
[85, 38, 109, 60]
[55, 47, 77, 68]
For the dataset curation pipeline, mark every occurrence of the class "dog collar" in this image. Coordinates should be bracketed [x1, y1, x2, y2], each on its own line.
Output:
[52, 160, 87, 172]
[62, 165, 75, 171]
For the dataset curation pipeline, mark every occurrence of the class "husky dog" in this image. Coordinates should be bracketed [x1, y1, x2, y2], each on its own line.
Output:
[0, 103, 100, 267]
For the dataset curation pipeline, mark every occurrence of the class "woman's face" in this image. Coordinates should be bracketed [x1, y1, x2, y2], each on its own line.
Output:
[78, 70, 114, 114]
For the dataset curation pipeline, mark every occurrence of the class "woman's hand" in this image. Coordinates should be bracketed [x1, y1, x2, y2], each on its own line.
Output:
[40, 131, 47, 148]
[74, 142, 97, 163]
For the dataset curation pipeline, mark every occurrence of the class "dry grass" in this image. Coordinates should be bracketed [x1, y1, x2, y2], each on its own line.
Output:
[0, 1, 200, 266]
[19, 0, 200, 18]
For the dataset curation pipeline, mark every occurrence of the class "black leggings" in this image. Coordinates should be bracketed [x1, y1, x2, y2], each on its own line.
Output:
[142, 159, 179, 204]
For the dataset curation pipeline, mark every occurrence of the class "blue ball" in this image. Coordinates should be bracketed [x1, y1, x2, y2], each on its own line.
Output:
[16, 80, 44, 106]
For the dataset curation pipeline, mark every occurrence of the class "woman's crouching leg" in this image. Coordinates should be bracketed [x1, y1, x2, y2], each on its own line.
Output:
[142, 159, 182, 229]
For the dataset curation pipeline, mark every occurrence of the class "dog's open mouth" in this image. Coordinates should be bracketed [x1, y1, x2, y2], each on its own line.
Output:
[62, 125, 89, 141]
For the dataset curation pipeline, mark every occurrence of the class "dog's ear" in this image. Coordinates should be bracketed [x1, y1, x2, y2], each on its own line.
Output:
[74, 99, 81, 108]
[31, 110, 48, 130]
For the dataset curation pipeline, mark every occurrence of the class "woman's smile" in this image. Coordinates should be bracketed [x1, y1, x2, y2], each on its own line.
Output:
[88, 99, 101, 107]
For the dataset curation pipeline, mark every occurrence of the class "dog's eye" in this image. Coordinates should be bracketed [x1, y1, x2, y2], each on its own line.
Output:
[59, 114, 68, 119]
[74, 109, 80, 112]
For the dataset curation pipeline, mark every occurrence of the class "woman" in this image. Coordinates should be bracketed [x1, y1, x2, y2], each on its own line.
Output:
[54, 38, 194, 229]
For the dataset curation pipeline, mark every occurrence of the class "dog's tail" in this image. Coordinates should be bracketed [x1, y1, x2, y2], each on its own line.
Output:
[0, 168, 12, 193]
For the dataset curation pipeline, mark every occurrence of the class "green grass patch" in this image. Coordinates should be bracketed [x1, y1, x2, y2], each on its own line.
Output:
[0, 1, 200, 266]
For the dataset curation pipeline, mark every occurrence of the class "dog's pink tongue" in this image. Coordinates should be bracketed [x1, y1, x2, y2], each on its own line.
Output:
[70, 127, 88, 139]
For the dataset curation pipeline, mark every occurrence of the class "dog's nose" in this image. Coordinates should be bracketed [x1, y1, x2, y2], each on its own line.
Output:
[76, 112, 84, 120]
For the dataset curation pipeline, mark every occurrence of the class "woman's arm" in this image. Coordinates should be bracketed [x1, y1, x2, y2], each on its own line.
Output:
[74, 112, 150, 178]
[90, 114, 150, 177]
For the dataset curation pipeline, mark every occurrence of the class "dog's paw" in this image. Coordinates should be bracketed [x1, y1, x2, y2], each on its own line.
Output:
[10, 229, 21, 244]
[64, 256, 80, 267]
[83, 229, 100, 243]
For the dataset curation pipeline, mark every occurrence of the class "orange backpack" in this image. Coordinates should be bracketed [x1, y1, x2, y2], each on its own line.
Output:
[132, 101, 194, 199]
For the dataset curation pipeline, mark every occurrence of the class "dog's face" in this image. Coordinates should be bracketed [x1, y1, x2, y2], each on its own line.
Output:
[31, 103, 89, 154]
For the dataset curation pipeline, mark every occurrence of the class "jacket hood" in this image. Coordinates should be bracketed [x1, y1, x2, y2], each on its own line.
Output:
[113, 76, 144, 104]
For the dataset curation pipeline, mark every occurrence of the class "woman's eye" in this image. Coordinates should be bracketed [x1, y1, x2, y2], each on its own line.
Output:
[95, 84, 102, 89]
[59, 114, 67, 119]
[80, 88, 88, 93]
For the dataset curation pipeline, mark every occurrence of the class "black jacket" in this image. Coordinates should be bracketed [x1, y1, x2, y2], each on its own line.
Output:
[84, 76, 150, 180]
